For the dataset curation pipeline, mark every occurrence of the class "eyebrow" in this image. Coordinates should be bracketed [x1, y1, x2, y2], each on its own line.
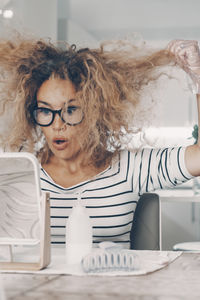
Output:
[68, 99, 77, 103]
[37, 100, 51, 107]
[37, 99, 77, 107]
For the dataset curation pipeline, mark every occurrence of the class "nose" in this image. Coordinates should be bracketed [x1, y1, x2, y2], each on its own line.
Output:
[52, 113, 66, 131]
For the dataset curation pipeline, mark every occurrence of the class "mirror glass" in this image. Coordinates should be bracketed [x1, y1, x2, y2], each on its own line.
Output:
[0, 154, 41, 263]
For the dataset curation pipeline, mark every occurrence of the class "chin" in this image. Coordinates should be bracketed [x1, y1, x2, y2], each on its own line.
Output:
[54, 149, 81, 161]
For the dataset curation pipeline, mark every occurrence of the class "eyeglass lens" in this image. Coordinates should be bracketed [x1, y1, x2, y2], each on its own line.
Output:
[62, 104, 83, 125]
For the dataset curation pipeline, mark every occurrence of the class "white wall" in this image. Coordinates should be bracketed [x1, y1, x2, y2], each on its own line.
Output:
[0, 0, 57, 40]
[68, 0, 200, 41]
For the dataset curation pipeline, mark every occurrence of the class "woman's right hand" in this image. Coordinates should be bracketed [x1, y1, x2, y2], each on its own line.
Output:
[167, 39, 200, 94]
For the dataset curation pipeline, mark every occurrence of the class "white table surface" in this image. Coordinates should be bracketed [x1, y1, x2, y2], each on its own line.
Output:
[1, 252, 200, 300]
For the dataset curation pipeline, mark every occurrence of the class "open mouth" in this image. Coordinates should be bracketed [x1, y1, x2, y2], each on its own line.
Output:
[52, 138, 69, 150]
[55, 139, 66, 144]
[53, 137, 67, 143]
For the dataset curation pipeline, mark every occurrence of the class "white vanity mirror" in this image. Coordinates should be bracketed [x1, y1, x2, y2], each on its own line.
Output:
[0, 152, 51, 271]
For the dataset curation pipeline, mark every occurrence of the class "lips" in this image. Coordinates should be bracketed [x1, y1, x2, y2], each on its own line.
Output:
[52, 137, 69, 150]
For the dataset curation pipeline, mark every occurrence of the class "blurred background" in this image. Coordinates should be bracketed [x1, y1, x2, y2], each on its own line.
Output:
[1, 0, 200, 47]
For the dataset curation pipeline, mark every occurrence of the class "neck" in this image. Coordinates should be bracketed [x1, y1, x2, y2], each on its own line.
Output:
[41, 151, 111, 188]
[49, 152, 92, 175]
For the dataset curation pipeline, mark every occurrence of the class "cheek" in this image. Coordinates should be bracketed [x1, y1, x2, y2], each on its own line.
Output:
[74, 126, 88, 149]
[41, 127, 51, 141]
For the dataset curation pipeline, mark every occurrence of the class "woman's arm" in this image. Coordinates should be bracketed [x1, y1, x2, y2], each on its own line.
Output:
[185, 95, 200, 176]
[167, 40, 200, 177]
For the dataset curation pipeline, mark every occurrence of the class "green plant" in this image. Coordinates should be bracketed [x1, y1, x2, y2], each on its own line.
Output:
[191, 124, 198, 144]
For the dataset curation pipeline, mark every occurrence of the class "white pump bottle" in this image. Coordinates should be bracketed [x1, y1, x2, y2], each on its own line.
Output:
[65, 193, 92, 265]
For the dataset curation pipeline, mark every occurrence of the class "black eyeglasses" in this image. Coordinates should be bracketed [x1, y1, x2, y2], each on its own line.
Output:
[32, 103, 84, 127]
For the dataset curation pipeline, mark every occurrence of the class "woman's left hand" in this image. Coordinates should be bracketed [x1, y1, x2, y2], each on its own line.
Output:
[167, 39, 200, 94]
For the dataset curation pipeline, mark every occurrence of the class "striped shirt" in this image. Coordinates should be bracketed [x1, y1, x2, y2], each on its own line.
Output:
[40, 147, 192, 248]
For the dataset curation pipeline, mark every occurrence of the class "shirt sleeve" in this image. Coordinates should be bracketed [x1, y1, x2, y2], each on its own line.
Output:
[132, 146, 194, 194]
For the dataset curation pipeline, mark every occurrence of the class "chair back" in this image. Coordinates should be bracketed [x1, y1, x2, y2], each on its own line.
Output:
[130, 193, 161, 250]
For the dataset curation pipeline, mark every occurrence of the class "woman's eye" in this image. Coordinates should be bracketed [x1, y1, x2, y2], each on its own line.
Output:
[38, 108, 51, 115]
[67, 106, 78, 114]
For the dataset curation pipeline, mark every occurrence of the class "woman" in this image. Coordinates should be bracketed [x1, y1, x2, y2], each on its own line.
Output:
[0, 36, 199, 247]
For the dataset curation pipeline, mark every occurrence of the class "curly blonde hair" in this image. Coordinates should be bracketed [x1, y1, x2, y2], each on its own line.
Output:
[0, 34, 175, 167]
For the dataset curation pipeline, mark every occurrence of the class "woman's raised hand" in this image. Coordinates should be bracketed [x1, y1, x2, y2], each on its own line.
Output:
[167, 39, 200, 94]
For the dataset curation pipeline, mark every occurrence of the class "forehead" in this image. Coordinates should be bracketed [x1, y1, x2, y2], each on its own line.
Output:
[36, 77, 76, 107]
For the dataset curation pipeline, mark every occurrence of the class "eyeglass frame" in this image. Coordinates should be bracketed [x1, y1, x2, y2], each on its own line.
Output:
[31, 106, 84, 127]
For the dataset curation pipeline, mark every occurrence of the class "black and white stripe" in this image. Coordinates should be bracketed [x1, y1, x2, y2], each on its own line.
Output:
[40, 147, 192, 248]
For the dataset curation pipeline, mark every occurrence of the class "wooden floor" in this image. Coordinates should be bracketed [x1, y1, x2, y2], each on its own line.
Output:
[1, 253, 200, 300]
